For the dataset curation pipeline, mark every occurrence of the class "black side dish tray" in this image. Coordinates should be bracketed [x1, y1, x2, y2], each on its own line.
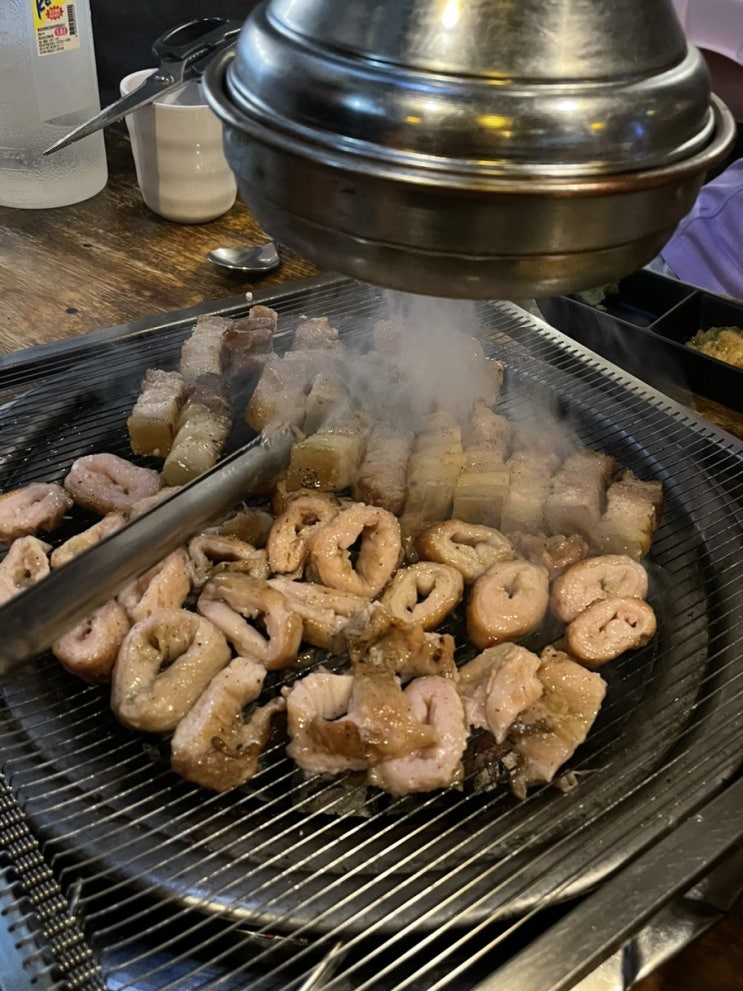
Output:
[539, 270, 743, 411]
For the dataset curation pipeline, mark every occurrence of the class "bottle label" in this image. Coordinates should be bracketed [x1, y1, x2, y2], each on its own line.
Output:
[31, 0, 82, 57]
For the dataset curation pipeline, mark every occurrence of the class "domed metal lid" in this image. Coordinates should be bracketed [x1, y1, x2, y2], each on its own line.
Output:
[225, 0, 715, 180]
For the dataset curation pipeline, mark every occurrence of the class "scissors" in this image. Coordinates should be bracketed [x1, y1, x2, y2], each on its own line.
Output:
[43, 17, 242, 155]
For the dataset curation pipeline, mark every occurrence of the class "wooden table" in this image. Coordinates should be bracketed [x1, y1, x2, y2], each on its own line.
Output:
[1, 128, 742, 990]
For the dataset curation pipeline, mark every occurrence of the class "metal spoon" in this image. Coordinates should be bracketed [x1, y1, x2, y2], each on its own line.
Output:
[207, 241, 280, 274]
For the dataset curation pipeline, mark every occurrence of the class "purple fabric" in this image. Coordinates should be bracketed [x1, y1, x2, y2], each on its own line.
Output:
[659, 158, 743, 300]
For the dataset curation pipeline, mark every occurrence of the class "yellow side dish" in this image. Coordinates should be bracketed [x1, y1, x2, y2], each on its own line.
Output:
[687, 326, 743, 370]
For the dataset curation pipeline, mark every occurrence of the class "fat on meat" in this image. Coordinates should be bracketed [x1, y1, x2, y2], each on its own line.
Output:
[506, 647, 607, 799]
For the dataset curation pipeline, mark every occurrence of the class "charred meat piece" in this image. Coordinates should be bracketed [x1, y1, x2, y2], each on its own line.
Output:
[0, 482, 73, 544]
[287, 411, 370, 493]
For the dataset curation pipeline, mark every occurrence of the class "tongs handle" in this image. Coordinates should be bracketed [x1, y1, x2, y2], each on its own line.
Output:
[0, 430, 293, 676]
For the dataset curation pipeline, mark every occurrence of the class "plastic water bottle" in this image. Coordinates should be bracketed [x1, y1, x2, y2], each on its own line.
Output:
[0, 0, 108, 208]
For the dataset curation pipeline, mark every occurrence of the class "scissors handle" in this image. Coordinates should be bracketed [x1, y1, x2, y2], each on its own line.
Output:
[153, 17, 243, 80]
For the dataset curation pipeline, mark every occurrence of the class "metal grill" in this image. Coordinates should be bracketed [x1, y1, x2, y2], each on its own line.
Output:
[1, 275, 741, 991]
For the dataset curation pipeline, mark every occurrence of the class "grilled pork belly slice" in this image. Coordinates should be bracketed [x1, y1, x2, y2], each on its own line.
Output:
[0, 482, 73, 544]
[161, 373, 232, 486]
[451, 465, 511, 528]
[127, 368, 187, 458]
[401, 412, 464, 527]
[291, 315, 342, 351]
[464, 401, 513, 457]
[594, 470, 664, 559]
[0, 535, 51, 605]
[499, 451, 555, 535]
[220, 305, 277, 380]
[352, 420, 414, 515]
[286, 411, 369, 492]
[245, 353, 310, 432]
[179, 314, 228, 384]
[544, 449, 616, 540]
[506, 647, 607, 799]
[302, 374, 350, 435]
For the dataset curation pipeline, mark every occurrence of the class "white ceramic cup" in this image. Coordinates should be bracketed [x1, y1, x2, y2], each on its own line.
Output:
[120, 69, 237, 224]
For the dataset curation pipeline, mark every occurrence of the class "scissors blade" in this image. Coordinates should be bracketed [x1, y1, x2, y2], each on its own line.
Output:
[42, 70, 184, 156]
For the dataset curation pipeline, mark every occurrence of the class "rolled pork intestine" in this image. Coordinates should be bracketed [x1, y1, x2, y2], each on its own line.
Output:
[0, 535, 51, 605]
[50, 512, 126, 568]
[367, 675, 469, 796]
[505, 647, 607, 799]
[466, 560, 550, 649]
[111, 608, 231, 733]
[170, 655, 285, 792]
[565, 596, 657, 668]
[458, 643, 544, 744]
[381, 561, 464, 630]
[550, 554, 649, 623]
[188, 533, 269, 588]
[415, 519, 515, 583]
[197, 573, 303, 669]
[117, 548, 192, 623]
[64, 453, 161, 516]
[309, 502, 402, 598]
[52, 600, 130, 685]
[266, 492, 341, 576]
[0, 482, 73, 544]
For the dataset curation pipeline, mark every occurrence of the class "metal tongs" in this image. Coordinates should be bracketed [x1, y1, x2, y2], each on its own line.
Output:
[43, 17, 242, 155]
[0, 429, 294, 675]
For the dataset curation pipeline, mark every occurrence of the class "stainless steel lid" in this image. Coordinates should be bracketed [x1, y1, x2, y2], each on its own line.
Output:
[203, 0, 736, 298]
[225, 0, 715, 177]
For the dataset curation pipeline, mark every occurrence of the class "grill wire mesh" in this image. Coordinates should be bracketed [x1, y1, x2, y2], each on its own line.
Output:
[0, 276, 741, 991]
